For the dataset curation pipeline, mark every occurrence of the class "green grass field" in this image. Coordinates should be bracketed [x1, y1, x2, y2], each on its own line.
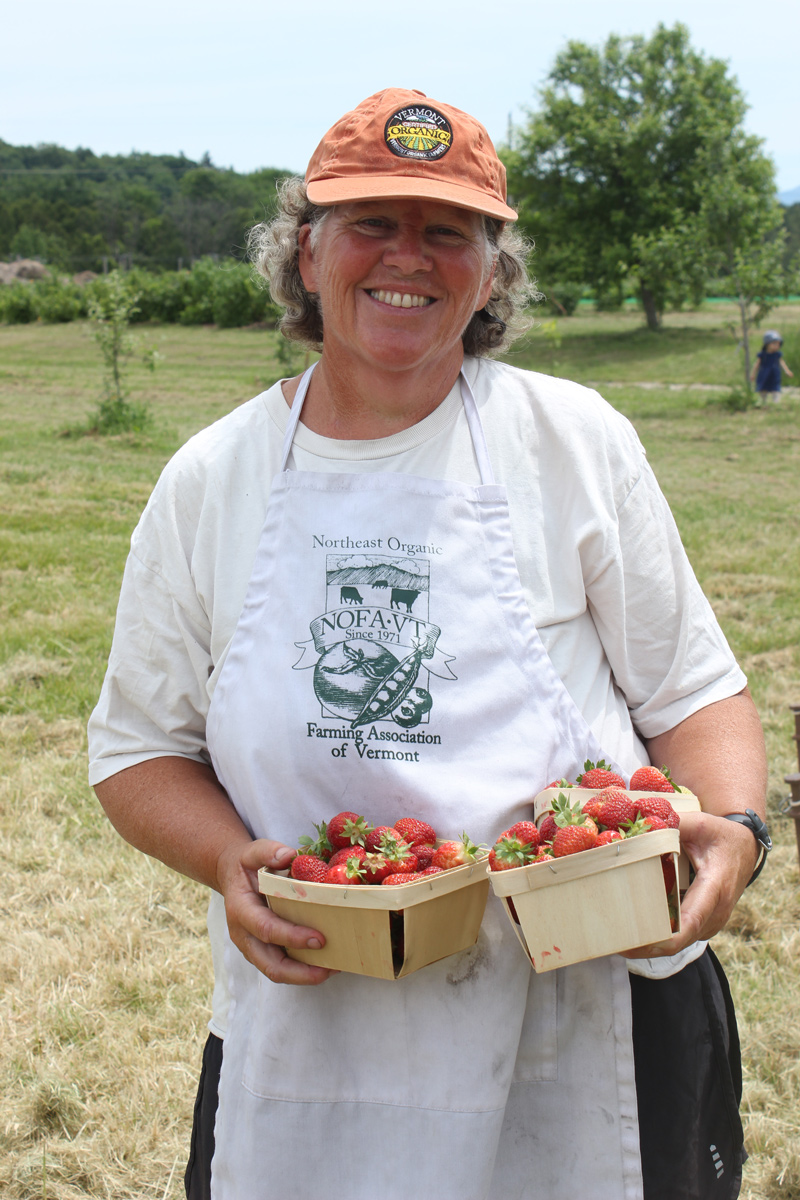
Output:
[1, 305, 799, 1198]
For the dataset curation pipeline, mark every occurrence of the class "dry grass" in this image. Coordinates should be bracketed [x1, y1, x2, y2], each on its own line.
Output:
[1, 313, 799, 1198]
[0, 714, 210, 1199]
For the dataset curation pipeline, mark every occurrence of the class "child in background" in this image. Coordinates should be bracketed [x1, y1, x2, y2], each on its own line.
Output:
[751, 330, 793, 403]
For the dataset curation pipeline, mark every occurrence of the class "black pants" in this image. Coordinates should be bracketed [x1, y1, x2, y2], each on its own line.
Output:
[184, 1029, 222, 1200]
[630, 947, 744, 1199]
[184, 948, 744, 1199]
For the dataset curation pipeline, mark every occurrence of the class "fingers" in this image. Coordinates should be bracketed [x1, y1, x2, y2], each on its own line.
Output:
[221, 837, 337, 986]
[239, 838, 297, 875]
[624, 813, 757, 960]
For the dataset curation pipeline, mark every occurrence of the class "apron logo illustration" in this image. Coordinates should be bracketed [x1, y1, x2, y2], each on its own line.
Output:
[384, 106, 453, 161]
[293, 553, 456, 729]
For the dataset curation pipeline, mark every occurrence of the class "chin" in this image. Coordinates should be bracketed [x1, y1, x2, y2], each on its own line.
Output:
[356, 332, 454, 372]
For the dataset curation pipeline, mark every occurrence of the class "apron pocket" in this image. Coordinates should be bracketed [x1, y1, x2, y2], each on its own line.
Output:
[511, 970, 558, 1083]
[241, 943, 532, 1110]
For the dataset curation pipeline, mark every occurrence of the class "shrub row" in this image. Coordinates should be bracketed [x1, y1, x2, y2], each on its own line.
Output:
[0, 259, 282, 328]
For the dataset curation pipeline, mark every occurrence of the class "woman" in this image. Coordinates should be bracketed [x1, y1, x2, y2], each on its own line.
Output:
[89, 89, 768, 1199]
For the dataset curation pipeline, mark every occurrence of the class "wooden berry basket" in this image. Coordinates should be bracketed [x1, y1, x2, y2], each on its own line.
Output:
[534, 787, 700, 890]
[488, 828, 680, 973]
[258, 854, 490, 980]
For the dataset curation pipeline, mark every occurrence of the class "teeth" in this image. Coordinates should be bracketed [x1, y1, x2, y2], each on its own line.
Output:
[371, 290, 433, 308]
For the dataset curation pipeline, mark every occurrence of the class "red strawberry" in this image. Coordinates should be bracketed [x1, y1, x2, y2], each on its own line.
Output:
[325, 858, 366, 885]
[327, 845, 367, 869]
[545, 778, 575, 789]
[622, 813, 669, 837]
[633, 796, 679, 829]
[538, 811, 558, 842]
[640, 814, 669, 832]
[297, 821, 333, 861]
[489, 834, 537, 872]
[382, 872, 425, 886]
[393, 817, 437, 846]
[629, 766, 678, 793]
[581, 798, 604, 823]
[527, 845, 555, 864]
[326, 811, 372, 850]
[362, 840, 417, 883]
[595, 790, 637, 831]
[576, 759, 626, 790]
[506, 821, 541, 851]
[431, 833, 482, 871]
[386, 854, 420, 875]
[553, 822, 598, 856]
[365, 825, 400, 852]
[361, 852, 394, 884]
[412, 843, 436, 869]
[596, 829, 624, 846]
[550, 791, 598, 856]
[420, 865, 444, 875]
[289, 854, 329, 882]
[661, 854, 677, 895]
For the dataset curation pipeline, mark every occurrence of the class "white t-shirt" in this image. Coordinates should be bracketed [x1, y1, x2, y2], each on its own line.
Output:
[88, 356, 745, 1034]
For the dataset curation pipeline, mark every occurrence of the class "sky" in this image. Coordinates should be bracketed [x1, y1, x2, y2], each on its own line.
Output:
[3, 0, 799, 196]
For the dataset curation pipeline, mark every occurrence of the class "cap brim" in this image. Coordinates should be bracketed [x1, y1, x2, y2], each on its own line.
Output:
[307, 175, 517, 222]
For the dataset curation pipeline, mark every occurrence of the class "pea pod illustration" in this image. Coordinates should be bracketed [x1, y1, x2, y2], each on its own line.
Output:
[350, 645, 424, 729]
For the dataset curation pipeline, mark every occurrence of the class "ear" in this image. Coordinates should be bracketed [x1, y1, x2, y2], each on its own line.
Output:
[297, 224, 318, 293]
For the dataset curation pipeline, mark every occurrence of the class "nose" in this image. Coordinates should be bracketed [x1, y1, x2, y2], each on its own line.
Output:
[382, 227, 432, 276]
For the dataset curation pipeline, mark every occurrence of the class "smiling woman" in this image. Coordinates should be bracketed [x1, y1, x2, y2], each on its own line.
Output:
[89, 87, 766, 1200]
[292, 198, 498, 430]
[248, 178, 534, 359]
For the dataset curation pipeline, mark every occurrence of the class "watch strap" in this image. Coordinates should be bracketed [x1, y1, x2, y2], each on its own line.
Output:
[722, 808, 772, 885]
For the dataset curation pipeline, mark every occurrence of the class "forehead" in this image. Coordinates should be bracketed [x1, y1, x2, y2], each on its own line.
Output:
[329, 197, 485, 230]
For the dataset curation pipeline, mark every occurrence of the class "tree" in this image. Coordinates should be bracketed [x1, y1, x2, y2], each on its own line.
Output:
[0, 139, 290, 273]
[86, 272, 156, 433]
[782, 203, 800, 272]
[698, 141, 788, 392]
[504, 24, 778, 330]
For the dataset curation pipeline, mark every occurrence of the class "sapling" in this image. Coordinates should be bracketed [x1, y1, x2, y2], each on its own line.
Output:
[87, 271, 157, 433]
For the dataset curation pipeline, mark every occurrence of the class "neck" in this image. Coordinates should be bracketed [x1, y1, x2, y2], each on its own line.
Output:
[282, 346, 465, 439]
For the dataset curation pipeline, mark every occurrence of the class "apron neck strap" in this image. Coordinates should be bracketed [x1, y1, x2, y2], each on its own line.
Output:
[458, 368, 495, 486]
[280, 361, 495, 486]
[280, 362, 317, 470]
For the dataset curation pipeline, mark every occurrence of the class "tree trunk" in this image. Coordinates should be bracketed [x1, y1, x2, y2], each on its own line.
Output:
[640, 285, 662, 331]
[738, 295, 752, 391]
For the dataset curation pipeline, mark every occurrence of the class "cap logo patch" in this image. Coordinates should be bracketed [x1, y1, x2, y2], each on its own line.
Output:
[384, 106, 452, 161]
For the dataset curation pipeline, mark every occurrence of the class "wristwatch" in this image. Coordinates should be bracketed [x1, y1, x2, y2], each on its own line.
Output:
[722, 809, 772, 885]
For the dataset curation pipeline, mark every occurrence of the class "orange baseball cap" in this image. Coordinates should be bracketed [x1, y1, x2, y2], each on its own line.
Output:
[305, 88, 517, 222]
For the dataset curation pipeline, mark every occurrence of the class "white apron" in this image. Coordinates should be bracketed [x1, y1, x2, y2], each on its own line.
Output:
[205, 366, 644, 1199]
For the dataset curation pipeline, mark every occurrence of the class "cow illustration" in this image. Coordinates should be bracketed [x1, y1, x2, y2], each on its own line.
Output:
[374, 580, 389, 589]
[390, 587, 419, 612]
[340, 586, 364, 605]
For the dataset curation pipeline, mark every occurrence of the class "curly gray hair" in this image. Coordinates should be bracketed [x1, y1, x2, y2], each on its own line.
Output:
[247, 178, 538, 356]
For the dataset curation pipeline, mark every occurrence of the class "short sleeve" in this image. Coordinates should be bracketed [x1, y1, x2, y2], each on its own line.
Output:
[584, 459, 746, 739]
[87, 545, 214, 785]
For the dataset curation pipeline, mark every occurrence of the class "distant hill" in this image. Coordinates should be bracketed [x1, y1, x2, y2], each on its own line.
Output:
[779, 186, 800, 206]
[0, 140, 292, 273]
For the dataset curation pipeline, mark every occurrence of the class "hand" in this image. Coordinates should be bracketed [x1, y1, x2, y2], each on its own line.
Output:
[623, 811, 758, 959]
[216, 838, 337, 986]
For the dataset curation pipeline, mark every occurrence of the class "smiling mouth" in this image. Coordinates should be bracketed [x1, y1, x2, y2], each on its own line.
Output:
[368, 289, 434, 309]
